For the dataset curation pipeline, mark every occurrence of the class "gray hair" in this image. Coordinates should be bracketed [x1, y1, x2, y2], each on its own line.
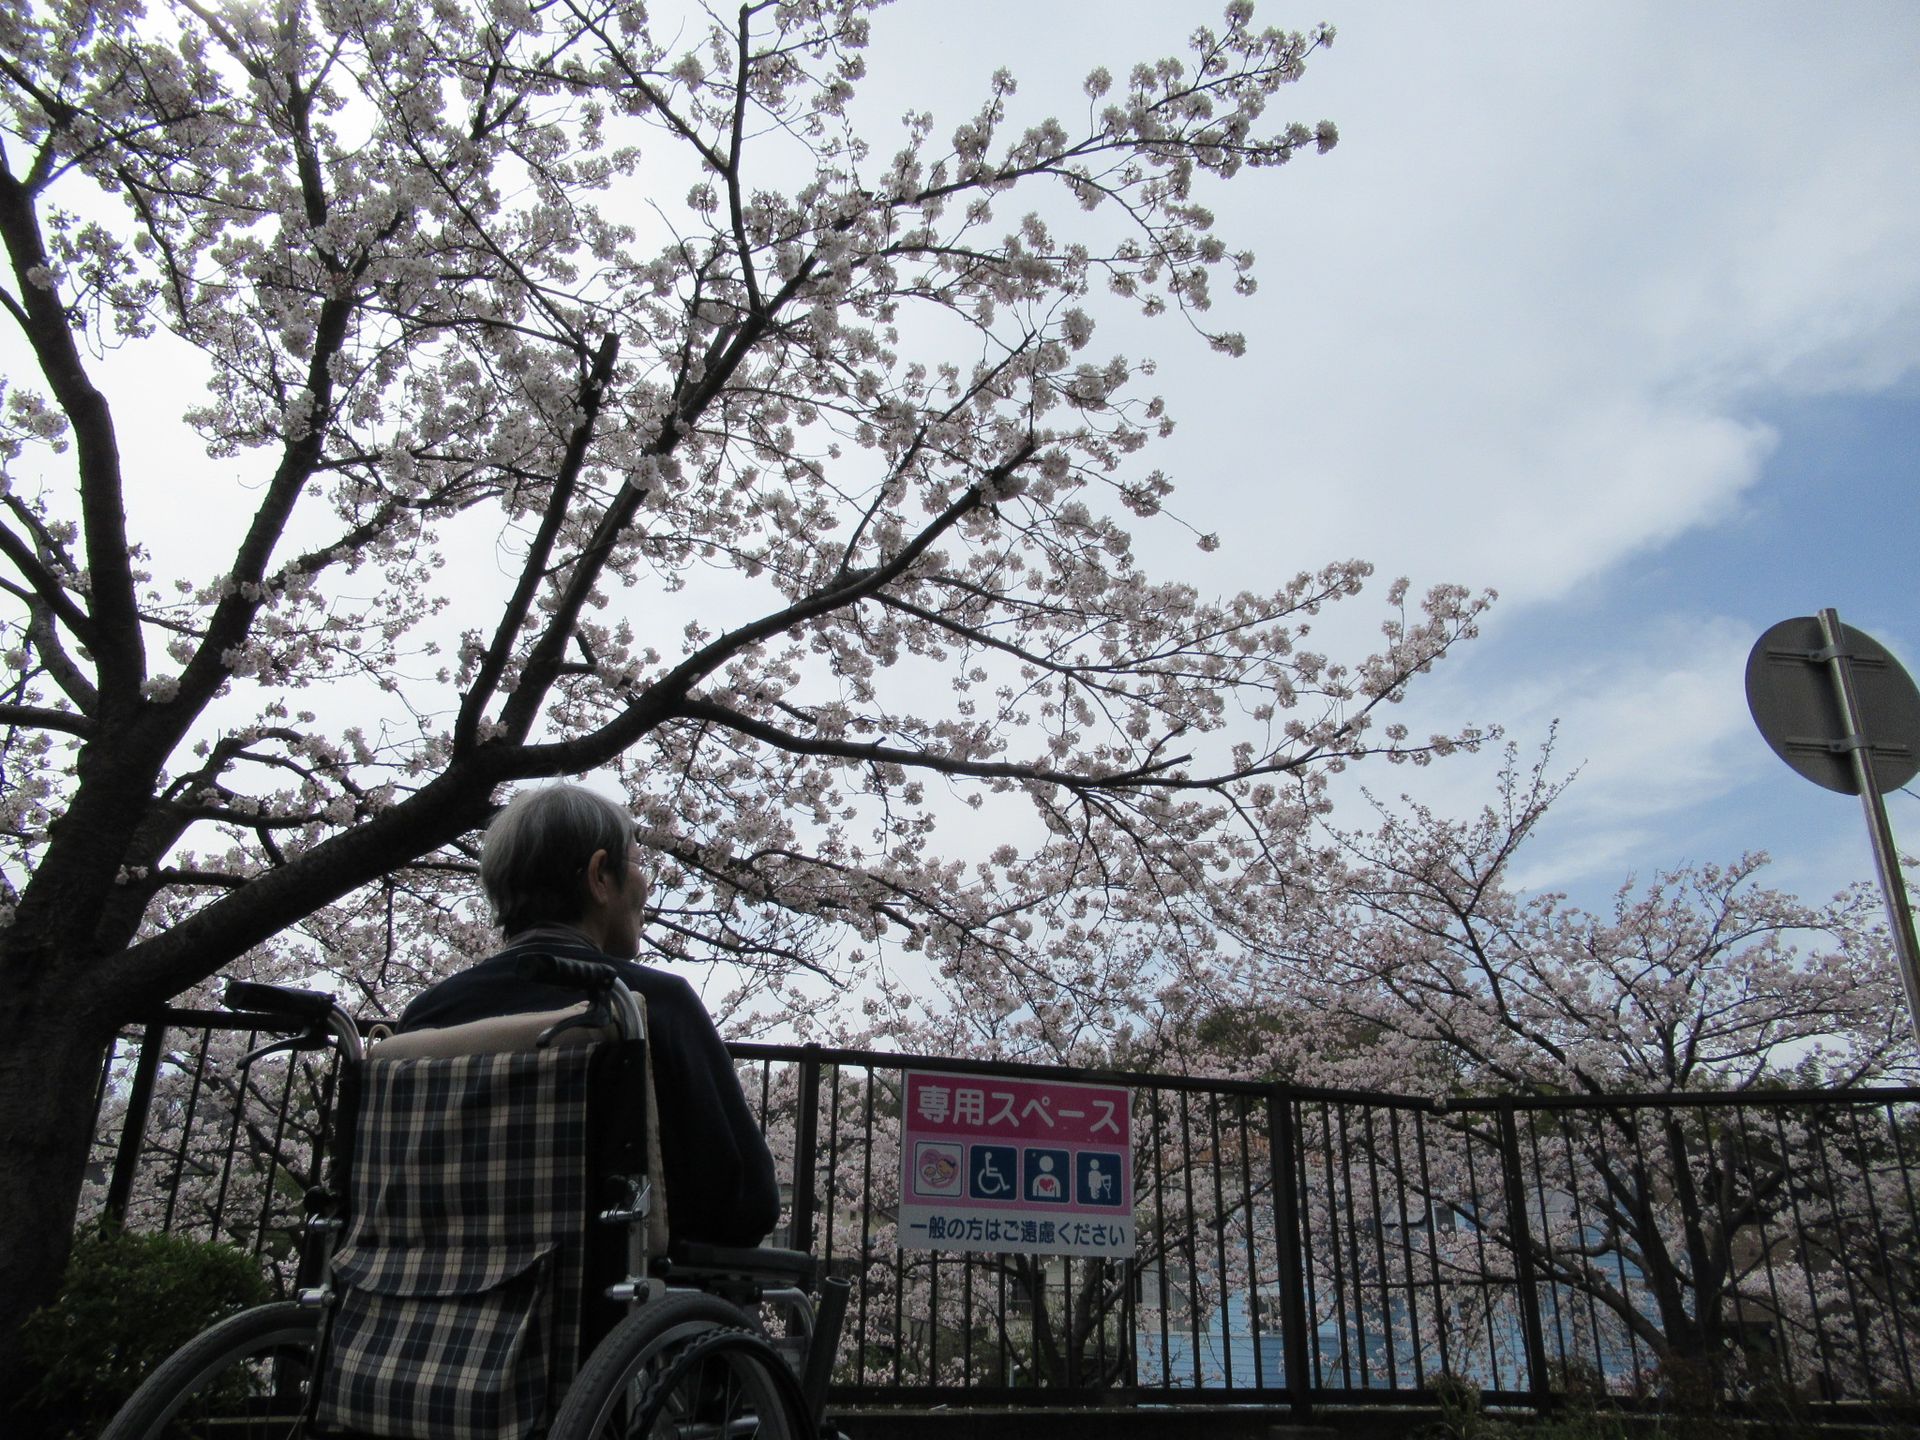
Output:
[480, 784, 635, 935]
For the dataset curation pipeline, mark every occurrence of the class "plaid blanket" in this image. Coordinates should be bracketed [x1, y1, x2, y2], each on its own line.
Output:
[315, 1046, 594, 1439]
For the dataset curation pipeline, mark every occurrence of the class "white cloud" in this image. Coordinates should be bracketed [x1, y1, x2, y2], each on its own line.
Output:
[1137, 0, 1920, 605]
[1330, 611, 1757, 879]
[1363, 596, 1920, 918]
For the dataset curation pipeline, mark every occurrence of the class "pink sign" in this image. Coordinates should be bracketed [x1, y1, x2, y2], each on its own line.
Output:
[898, 1069, 1133, 1257]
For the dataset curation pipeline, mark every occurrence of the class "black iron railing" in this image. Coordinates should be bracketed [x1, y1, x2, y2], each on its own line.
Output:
[85, 1010, 1920, 1416]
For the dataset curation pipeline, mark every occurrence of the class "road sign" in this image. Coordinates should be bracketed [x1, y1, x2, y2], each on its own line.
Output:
[1746, 610, 1920, 1049]
[898, 1069, 1134, 1257]
[1746, 616, 1920, 794]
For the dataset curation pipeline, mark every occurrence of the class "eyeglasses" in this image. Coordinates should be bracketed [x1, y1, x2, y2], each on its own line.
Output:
[578, 843, 645, 876]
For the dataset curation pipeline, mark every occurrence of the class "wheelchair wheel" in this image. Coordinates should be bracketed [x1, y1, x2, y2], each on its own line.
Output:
[100, 1300, 320, 1439]
[550, 1290, 812, 1439]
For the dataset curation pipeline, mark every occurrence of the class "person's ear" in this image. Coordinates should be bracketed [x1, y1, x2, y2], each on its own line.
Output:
[584, 847, 616, 902]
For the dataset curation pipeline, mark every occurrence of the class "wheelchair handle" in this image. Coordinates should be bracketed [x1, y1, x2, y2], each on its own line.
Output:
[515, 952, 620, 992]
[223, 979, 364, 1063]
[226, 979, 339, 1026]
[515, 953, 645, 1041]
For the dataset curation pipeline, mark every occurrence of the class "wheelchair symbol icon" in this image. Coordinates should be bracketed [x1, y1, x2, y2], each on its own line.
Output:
[968, 1144, 1017, 1200]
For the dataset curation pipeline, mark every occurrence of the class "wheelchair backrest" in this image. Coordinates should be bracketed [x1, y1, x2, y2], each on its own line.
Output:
[368, 1001, 669, 1254]
[312, 1005, 666, 1439]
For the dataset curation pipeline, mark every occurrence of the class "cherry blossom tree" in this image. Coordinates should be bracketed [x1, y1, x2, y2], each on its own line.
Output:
[1238, 745, 1920, 1398]
[0, 0, 1492, 1381]
[1296, 742, 1914, 1095]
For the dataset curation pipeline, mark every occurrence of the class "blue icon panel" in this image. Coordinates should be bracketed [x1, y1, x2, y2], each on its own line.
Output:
[1076, 1150, 1125, 1206]
[1022, 1147, 1071, 1203]
[968, 1144, 1017, 1200]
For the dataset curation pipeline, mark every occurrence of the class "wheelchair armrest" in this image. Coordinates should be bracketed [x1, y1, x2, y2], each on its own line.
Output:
[664, 1241, 818, 1290]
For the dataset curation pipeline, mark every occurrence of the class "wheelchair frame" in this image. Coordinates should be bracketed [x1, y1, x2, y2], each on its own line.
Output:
[102, 958, 848, 1439]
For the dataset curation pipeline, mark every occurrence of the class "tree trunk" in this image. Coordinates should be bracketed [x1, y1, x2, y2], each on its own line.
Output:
[0, 996, 118, 1417]
[1657, 1326, 1731, 1416]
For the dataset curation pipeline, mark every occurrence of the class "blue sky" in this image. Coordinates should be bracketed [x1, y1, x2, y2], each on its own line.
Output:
[867, 0, 1920, 913]
[1498, 382, 1920, 880]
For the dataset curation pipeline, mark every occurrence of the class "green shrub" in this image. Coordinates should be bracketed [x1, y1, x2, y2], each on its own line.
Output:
[13, 1225, 271, 1438]
[1418, 1374, 1517, 1440]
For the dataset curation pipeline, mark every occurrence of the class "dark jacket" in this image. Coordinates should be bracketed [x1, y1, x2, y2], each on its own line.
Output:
[397, 928, 781, 1247]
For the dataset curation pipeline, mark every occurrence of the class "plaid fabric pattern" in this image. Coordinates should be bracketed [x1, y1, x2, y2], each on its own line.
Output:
[316, 1046, 594, 1440]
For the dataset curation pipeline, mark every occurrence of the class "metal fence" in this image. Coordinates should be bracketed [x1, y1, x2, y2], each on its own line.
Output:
[86, 1010, 1920, 1417]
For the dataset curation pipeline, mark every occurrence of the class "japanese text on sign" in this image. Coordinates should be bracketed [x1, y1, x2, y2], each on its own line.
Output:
[898, 1069, 1134, 1258]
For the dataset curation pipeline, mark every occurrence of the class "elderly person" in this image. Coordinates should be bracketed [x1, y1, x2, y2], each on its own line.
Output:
[398, 784, 781, 1247]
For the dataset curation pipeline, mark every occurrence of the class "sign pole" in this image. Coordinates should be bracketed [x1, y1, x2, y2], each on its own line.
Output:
[1817, 608, 1920, 1052]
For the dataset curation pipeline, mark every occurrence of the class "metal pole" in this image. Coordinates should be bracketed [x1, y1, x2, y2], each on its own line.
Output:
[104, 1020, 168, 1228]
[1496, 1105, 1551, 1411]
[788, 1044, 822, 1253]
[1267, 1087, 1314, 1419]
[1818, 609, 1920, 1052]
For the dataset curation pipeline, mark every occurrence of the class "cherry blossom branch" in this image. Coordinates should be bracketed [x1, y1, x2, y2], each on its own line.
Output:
[454, 332, 620, 753]
[724, 3, 763, 316]
[0, 701, 89, 736]
[0, 162, 141, 702]
[0, 511, 94, 650]
[557, 0, 730, 173]
[514, 434, 1039, 775]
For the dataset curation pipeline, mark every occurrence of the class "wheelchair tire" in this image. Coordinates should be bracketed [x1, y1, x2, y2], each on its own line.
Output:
[550, 1290, 813, 1439]
[99, 1300, 321, 1440]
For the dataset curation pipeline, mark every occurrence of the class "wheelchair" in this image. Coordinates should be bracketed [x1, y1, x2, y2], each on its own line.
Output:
[102, 955, 848, 1439]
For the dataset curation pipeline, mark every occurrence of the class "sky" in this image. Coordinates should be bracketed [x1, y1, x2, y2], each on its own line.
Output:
[857, 0, 1920, 913]
[12, 0, 1915, 940]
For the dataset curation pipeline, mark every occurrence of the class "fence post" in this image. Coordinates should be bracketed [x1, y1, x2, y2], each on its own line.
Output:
[788, 1044, 822, 1253]
[1495, 1104, 1551, 1409]
[1268, 1086, 1314, 1419]
[104, 1020, 168, 1228]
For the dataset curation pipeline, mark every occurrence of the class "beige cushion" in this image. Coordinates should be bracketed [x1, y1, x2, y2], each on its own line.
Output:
[370, 1003, 606, 1058]
[371, 1000, 670, 1253]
